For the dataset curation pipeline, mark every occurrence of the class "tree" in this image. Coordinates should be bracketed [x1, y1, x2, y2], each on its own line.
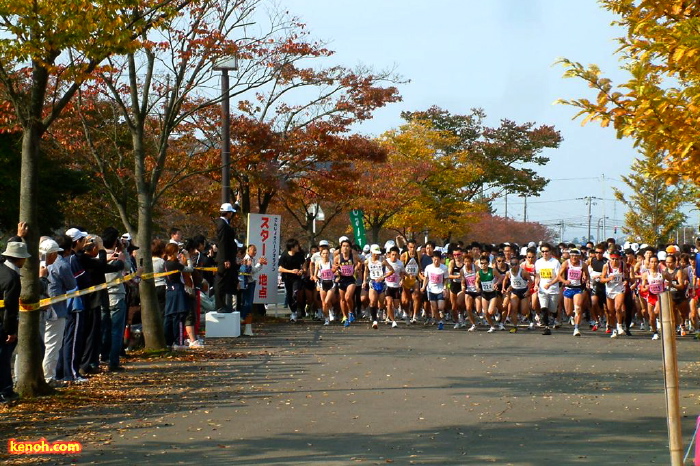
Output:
[461, 214, 554, 245]
[557, 1, 700, 185]
[0, 0, 191, 396]
[614, 147, 688, 245]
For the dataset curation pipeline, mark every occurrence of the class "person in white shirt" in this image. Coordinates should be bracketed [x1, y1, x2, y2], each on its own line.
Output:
[534, 243, 561, 335]
[420, 251, 449, 330]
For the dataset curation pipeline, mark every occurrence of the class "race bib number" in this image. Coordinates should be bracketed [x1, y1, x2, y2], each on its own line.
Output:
[369, 264, 383, 280]
[340, 264, 354, 276]
[429, 272, 442, 284]
[481, 281, 494, 292]
[611, 273, 622, 283]
[319, 268, 333, 281]
[649, 282, 663, 294]
[539, 268, 553, 279]
[406, 264, 418, 276]
[386, 273, 398, 283]
[465, 275, 476, 287]
[568, 269, 582, 281]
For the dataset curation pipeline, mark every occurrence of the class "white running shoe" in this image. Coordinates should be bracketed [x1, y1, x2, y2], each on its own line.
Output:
[323, 319, 330, 326]
[617, 324, 625, 336]
[573, 328, 581, 337]
[652, 333, 659, 340]
[454, 322, 461, 329]
[639, 321, 647, 331]
[487, 326, 496, 333]
[498, 323, 506, 331]
[391, 321, 398, 328]
[290, 312, 297, 322]
[611, 329, 619, 339]
[529, 322, 535, 330]
[372, 321, 378, 329]
[329, 311, 335, 322]
[468, 324, 477, 332]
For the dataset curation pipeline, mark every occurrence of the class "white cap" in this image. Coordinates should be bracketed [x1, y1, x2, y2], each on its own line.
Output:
[520, 246, 528, 256]
[121, 233, 132, 241]
[362, 244, 370, 253]
[631, 243, 639, 252]
[435, 246, 443, 253]
[640, 243, 649, 250]
[658, 251, 667, 261]
[220, 202, 237, 213]
[66, 228, 87, 241]
[370, 244, 382, 255]
[383, 240, 395, 251]
[39, 239, 63, 255]
[319, 240, 329, 247]
[527, 241, 537, 248]
[339, 236, 349, 244]
[623, 241, 631, 250]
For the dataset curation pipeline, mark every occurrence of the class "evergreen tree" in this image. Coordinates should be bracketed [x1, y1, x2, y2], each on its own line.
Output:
[614, 148, 687, 245]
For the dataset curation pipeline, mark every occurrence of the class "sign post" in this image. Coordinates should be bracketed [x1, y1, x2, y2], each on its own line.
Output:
[246, 213, 281, 304]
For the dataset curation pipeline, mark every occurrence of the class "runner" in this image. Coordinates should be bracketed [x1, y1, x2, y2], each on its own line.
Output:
[448, 247, 466, 329]
[384, 246, 404, 328]
[640, 255, 664, 340]
[600, 250, 627, 338]
[523, 248, 538, 328]
[504, 255, 531, 333]
[463, 254, 481, 331]
[420, 250, 449, 330]
[587, 243, 608, 332]
[558, 248, 590, 337]
[401, 240, 422, 324]
[662, 252, 689, 336]
[534, 243, 561, 335]
[312, 248, 336, 326]
[334, 239, 362, 327]
[476, 255, 503, 333]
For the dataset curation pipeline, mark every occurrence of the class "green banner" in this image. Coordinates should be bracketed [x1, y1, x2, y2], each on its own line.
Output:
[349, 209, 367, 248]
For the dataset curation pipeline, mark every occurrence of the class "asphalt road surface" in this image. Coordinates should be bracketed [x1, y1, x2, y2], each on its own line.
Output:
[77, 320, 700, 464]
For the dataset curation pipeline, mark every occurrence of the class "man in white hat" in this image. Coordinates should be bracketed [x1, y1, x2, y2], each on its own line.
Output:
[0, 241, 30, 402]
[215, 197, 240, 312]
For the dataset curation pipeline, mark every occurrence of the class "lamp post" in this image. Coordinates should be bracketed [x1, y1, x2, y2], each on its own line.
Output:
[213, 57, 239, 204]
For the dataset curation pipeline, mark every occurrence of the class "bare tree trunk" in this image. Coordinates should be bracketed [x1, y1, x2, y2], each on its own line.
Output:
[16, 124, 51, 396]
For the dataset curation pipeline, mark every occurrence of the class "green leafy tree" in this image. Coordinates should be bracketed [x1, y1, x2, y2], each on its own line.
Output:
[614, 147, 687, 245]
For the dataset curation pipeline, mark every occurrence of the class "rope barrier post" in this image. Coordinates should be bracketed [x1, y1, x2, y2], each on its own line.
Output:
[660, 290, 683, 465]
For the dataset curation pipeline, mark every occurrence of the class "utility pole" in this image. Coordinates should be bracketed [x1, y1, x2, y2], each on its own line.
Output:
[578, 196, 602, 242]
[523, 196, 527, 223]
[559, 221, 564, 243]
[505, 192, 508, 219]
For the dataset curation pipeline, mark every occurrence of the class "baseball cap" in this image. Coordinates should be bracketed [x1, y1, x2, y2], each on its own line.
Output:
[39, 239, 63, 255]
[220, 202, 237, 213]
[527, 241, 537, 249]
[570, 248, 581, 255]
[665, 245, 680, 254]
[121, 233, 132, 241]
[339, 236, 349, 244]
[362, 244, 370, 253]
[319, 240, 329, 247]
[370, 244, 382, 255]
[66, 228, 87, 241]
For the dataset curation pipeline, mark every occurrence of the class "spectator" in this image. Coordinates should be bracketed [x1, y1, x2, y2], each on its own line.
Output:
[163, 243, 191, 348]
[0, 241, 29, 402]
[101, 227, 128, 372]
[240, 245, 268, 336]
[151, 239, 167, 321]
[41, 236, 75, 387]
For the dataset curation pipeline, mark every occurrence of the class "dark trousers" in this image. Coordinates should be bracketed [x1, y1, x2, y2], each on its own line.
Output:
[80, 306, 101, 372]
[57, 311, 85, 381]
[215, 269, 237, 311]
[101, 298, 127, 368]
[0, 327, 16, 395]
[164, 312, 186, 346]
[283, 278, 303, 314]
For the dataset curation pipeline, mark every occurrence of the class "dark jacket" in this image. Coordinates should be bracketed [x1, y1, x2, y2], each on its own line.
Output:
[0, 262, 21, 336]
[215, 217, 237, 274]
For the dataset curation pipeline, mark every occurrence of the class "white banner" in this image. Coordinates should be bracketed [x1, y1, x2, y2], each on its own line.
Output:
[246, 213, 281, 304]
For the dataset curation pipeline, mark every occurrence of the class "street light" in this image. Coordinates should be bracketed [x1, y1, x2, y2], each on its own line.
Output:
[213, 57, 239, 204]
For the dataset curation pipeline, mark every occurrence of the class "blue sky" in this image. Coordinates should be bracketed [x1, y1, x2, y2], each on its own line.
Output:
[282, 0, 694, 242]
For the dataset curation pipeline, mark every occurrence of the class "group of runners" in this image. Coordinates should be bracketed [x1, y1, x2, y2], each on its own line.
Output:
[285, 235, 700, 340]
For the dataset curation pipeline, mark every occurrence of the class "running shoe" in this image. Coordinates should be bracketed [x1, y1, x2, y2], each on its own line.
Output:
[569, 317, 575, 326]
[611, 329, 618, 339]
[498, 323, 506, 331]
[591, 323, 599, 332]
[468, 324, 477, 332]
[509, 327, 518, 334]
[437, 321, 444, 330]
[639, 322, 647, 331]
[542, 327, 552, 335]
[348, 312, 355, 323]
[624, 328, 632, 337]
[290, 312, 297, 323]
[652, 332, 659, 340]
[453, 322, 461, 330]
[329, 311, 336, 322]
[528, 322, 535, 330]
[459, 321, 467, 328]
[553, 319, 560, 329]
[391, 321, 398, 329]
[344, 319, 350, 328]
[487, 326, 496, 333]
[680, 327, 687, 337]
[617, 324, 624, 336]
[573, 328, 581, 337]
[372, 320, 378, 329]
[410, 317, 417, 324]
[605, 326, 612, 334]
[324, 319, 330, 326]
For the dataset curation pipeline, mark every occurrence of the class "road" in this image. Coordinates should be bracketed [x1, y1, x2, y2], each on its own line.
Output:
[50, 322, 700, 464]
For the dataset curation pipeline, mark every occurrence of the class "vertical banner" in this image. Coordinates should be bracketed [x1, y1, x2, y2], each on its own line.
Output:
[349, 209, 367, 248]
[247, 213, 281, 304]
